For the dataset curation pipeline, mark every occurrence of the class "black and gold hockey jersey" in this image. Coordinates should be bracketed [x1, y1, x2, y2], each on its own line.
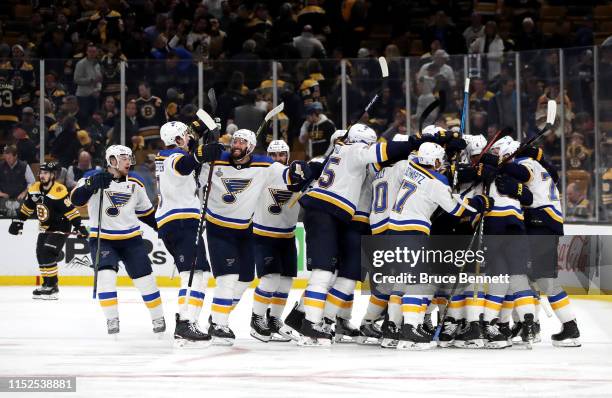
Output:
[0, 60, 35, 107]
[135, 95, 164, 133]
[0, 80, 18, 122]
[18, 181, 82, 233]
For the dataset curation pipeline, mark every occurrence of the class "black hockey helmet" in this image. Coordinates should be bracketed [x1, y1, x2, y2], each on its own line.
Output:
[40, 161, 60, 172]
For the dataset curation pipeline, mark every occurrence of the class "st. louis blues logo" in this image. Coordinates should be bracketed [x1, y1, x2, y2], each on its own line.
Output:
[221, 178, 251, 203]
[105, 191, 132, 216]
[268, 188, 293, 214]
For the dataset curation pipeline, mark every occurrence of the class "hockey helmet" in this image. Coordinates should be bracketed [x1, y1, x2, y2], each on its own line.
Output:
[267, 139, 290, 154]
[105, 145, 135, 167]
[39, 161, 60, 172]
[392, 134, 409, 142]
[231, 129, 257, 154]
[490, 135, 514, 154]
[418, 142, 446, 167]
[464, 134, 487, 157]
[498, 139, 521, 160]
[160, 121, 190, 146]
[347, 123, 377, 145]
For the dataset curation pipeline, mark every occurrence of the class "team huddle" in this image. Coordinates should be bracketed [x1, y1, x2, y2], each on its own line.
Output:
[9, 116, 581, 350]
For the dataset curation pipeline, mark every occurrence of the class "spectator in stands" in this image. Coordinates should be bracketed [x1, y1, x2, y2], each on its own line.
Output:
[469, 21, 504, 80]
[66, 150, 97, 190]
[417, 49, 456, 90]
[232, 91, 265, 133]
[61, 95, 87, 129]
[0, 145, 34, 217]
[186, 17, 211, 53]
[514, 17, 543, 52]
[293, 25, 326, 59]
[535, 82, 574, 140]
[470, 111, 489, 136]
[567, 132, 593, 171]
[208, 18, 227, 59]
[298, 101, 335, 159]
[297, 0, 331, 38]
[1, 44, 35, 109]
[272, 3, 300, 47]
[135, 81, 164, 146]
[100, 40, 126, 101]
[73, 42, 102, 128]
[87, 0, 124, 45]
[12, 126, 36, 164]
[101, 95, 118, 129]
[487, 77, 517, 133]
[545, 19, 573, 50]
[422, 11, 464, 55]
[470, 77, 495, 112]
[43, 72, 66, 112]
[566, 182, 592, 220]
[50, 115, 80, 168]
[145, 14, 167, 45]
[230, 39, 262, 88]
[134, 153, 157, 203]
[463, 13, 484, 49]
[381, 109, 408, 142]
[17, 107, 41, 145]
[39, 28, 73, 76]
[218, 72, 246, 127]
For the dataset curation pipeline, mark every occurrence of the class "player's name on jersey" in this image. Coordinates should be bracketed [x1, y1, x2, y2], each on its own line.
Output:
[371, 272, 510, 285]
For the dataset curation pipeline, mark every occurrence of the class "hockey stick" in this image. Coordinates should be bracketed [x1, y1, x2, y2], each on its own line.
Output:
[434, 100, 558, 340]
[459, 78, 470, 137]
[182, 109, 220, 313]
[91, 187, 105, 299]
[287, 57, 389, 209]
[255, 102, 285, 138]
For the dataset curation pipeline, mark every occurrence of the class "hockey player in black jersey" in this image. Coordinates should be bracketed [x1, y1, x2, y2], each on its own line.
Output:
[8, 162, 88, 299]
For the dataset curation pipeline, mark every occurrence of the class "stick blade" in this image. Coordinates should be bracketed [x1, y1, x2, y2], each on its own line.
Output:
[196, 109, 217, 131]
[207, 88, 217, 110]
[378, 56, 389, 78]
[265, 102, 284, 122]
[546, 100, 557, 125]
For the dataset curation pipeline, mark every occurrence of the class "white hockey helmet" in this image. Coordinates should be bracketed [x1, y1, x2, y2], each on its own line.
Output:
[464, 134, 487, 157]
[160, 121, 189, 146]
[392, 133, 409, 142]
[418, 142, 446, 167]
[105, 145, 135, 167]
[498, 139, 520, 160]
[231, 129, 257, 153]
[347, 123, 377, 144]
[267, 139, 289, 154]
[490, 135, 514, 153]
[422, 124, 444, 137]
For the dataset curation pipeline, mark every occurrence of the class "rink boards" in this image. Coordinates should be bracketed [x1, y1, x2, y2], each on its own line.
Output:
[0, 220, 610, 295]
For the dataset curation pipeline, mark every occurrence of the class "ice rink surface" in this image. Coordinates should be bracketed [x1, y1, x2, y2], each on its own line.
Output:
[1, 286, 611, 398]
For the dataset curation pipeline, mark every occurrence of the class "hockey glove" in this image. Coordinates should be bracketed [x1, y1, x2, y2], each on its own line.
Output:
[468, 194, 495, 213]
[456, 164, 477, 184]
[521, 146, 544, 162]
[495, 175, 533, 206]
[435, 129, 460, 145]
[194, 143, 224, 163]
[445, 137, 467, 158]
[85, 172, 113, 192]
[74, 224, 89, 239]
[8, 220, 24, 235]
[288, 160, 312, 184]
[479, 153, 500, 167]
[477, 164, 497, 185]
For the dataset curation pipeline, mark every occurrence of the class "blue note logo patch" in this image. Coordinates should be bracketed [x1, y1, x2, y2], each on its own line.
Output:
[105, 191, 132, 216]
[267, 188, 293, 215]
[221, 178, 252, 203]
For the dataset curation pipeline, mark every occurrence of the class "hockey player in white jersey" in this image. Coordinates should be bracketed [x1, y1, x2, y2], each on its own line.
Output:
[156, 121, 224, 346]
[199, 130, 309, 345]
[249, 140, 306, 342]
[502, 142, 580, 346]
[297, 123, 433, 346]
[387, 142, 494, 349]
[71, 145, 165, 335]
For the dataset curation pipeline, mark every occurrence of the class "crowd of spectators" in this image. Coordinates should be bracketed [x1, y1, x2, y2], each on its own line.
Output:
[0, 0, 611, 220]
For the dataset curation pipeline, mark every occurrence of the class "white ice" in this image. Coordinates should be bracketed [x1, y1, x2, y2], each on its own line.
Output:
[1, 286, 611, 398]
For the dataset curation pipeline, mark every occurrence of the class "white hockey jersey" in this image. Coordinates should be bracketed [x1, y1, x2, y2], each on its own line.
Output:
[388, 161, 473, 235]
[352, 168, 374, 227]
[253, 162, 300, 239]
[369, 159, 410, 235]
[72, 171, 154, 240]
[517, 157, 563, 225]
[199, 152, 287, 231]
[154, 148, 200, 229]
[301, 141, 392, 223]
[484, 160, 524, 223]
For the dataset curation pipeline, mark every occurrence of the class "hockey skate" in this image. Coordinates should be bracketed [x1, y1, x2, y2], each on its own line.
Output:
[32, 284, 59, 300]
[250, 312, 271, 342]
[298, 319, 332, 347]
[107, 317, 120, 335]
[551, 320, 581, 347]
[208, 318, 236, 346]
[436, 317, 459, 348]
[282, 302, 305, 341]
[453, 321, 485, 348]
[152, 317, 166, 334]
[483, 319, 512, 349]
[396, 324, 433, 350]
[266, 310, 291, 342]
[174, 314, 212, 348]
[380, 317, 400, 349]
[334, 317, 359, 343]
[512, 321, 541, 345]
[356, 319, 383, 345]
[422, 313, 436, 335]
[519, 314, 536, 349]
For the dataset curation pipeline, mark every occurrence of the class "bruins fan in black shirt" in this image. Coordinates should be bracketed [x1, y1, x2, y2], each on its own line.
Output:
[8, 162, 88, 299]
